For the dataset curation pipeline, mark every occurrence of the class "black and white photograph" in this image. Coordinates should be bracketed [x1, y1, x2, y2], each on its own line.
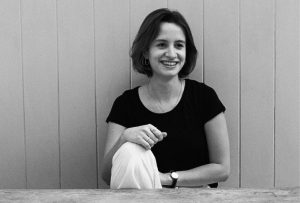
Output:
[0, 0, 299, 202]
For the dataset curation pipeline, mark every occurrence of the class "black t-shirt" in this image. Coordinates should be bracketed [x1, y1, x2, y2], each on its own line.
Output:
[106, 79, 225, 186]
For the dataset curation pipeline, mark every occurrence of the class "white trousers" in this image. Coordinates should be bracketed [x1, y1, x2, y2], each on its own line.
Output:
[110, 142, 162, 189]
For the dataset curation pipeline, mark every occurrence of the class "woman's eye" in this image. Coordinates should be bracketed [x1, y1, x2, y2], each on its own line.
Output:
[157, 43, 166, 48]
[175, 43, 185, 49]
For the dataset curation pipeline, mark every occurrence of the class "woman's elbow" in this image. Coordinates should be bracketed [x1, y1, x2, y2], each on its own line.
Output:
[220, 164, 230, 182]
[101, 162, 111, 186]
[101, 171, 110, 186]
[220, 172, 230, 182]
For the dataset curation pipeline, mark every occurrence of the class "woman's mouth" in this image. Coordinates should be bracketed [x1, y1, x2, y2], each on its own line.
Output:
[160, 60, 179, 67]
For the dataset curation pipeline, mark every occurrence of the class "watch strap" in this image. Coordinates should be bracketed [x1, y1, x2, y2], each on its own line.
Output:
[170, 171, 178, 188]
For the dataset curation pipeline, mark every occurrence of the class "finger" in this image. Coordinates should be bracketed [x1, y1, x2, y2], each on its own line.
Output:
[140, 138, 151, 150]
[149, 126, 164, 141]
[145, 130, 159, 143]
[162, 132, 167, 138]
[144, 135, 155, 147]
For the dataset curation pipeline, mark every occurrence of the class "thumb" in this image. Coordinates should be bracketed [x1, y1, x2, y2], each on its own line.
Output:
[162, 132, 167, 137]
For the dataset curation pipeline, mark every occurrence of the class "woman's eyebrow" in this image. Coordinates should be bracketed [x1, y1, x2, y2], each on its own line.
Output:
[176, 40, 186, 44]
[154, 39, 186, 44]
[154, 39, 167, 43]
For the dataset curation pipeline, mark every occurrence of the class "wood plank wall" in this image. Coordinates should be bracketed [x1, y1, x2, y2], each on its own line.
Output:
[0, 0, 299, 189]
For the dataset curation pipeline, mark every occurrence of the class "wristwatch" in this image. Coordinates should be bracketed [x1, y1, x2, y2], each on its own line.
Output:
[170, 171, 179, 188]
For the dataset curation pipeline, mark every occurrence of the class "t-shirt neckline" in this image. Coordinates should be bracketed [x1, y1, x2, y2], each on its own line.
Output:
[136, 79, 188, 115]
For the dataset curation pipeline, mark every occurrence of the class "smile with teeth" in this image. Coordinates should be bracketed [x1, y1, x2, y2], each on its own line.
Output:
[161, 61, 179, 66]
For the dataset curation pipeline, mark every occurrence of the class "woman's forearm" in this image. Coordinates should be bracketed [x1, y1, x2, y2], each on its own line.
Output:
[163, 163, 230, 187]
[101, 136, 126, 185]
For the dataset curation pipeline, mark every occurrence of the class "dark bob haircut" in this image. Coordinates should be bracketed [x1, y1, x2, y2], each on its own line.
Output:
[130, 8, 198, 78]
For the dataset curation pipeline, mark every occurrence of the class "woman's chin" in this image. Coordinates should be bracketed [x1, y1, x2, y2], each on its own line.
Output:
[153, 72, 180, 80]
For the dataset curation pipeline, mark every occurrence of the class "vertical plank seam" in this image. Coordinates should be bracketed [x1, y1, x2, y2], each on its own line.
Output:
[273, 0, 277, 188]
[238, 0, 242, 188]
[55, 0, 62, 189]
[202, 0, 205, 83]
[19, 0, 28, 189]
[129, 0, 132, 89]
[92, 0, 99, 189]
[201, 0, 205, 82]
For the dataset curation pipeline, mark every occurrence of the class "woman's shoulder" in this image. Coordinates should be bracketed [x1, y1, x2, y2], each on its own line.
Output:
[185, 79, 213, 92]
[115, 86, 139, 102]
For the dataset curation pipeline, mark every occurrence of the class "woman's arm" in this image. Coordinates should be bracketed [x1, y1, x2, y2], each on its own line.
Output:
[160, 112, 230, 187]
[101, 122, 167, 185]
[101, 122, 127, 185]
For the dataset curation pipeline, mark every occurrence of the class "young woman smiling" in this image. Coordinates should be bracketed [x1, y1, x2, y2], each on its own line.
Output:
[102, 8, 230, 189]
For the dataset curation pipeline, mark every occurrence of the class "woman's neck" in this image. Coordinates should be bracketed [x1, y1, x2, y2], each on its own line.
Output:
[147, 76, 183, 102]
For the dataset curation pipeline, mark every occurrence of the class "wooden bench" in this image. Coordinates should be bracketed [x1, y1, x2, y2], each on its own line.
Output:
[0, 187, 299, 202]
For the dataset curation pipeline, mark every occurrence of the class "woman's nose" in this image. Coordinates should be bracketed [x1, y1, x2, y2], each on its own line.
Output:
[165, 46, 176, 58]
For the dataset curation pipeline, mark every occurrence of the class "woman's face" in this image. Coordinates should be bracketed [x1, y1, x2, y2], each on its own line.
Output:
[146, 22, 186, 79]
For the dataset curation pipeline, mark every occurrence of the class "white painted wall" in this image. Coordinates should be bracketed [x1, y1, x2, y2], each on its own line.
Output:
[0, 0, 299, 189]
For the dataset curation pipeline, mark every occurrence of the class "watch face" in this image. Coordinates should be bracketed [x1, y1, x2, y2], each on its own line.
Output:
[171, 172, 179, 179]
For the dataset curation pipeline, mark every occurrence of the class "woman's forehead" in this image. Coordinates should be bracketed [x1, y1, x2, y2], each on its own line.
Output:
[155, 22, 186, 41]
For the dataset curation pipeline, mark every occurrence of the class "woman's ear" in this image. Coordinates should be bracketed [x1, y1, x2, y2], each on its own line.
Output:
[143, 51, 149, 60]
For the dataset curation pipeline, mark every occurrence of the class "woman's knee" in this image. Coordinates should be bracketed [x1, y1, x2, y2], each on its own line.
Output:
[112, 141, 160, 171]
[111, 142, 161, 189]
[112, 142, 146, 164]
[120, 142, 146, 154]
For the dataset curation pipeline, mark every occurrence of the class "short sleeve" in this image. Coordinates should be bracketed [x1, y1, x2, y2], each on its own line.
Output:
[106, 94, 130, 127]
[203, 85, 226, 123]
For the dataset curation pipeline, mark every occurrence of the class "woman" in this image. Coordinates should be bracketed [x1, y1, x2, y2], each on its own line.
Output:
[102, 8, 230, 189]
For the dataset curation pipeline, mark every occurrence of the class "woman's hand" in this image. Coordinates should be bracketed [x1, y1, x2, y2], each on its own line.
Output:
[159, 172, 172, 187]
[122, 124, 167, 150]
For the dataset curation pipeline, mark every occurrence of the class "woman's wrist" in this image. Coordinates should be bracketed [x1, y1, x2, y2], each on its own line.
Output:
[119, 130, 128, 145]
[160, 172, 172, 186]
